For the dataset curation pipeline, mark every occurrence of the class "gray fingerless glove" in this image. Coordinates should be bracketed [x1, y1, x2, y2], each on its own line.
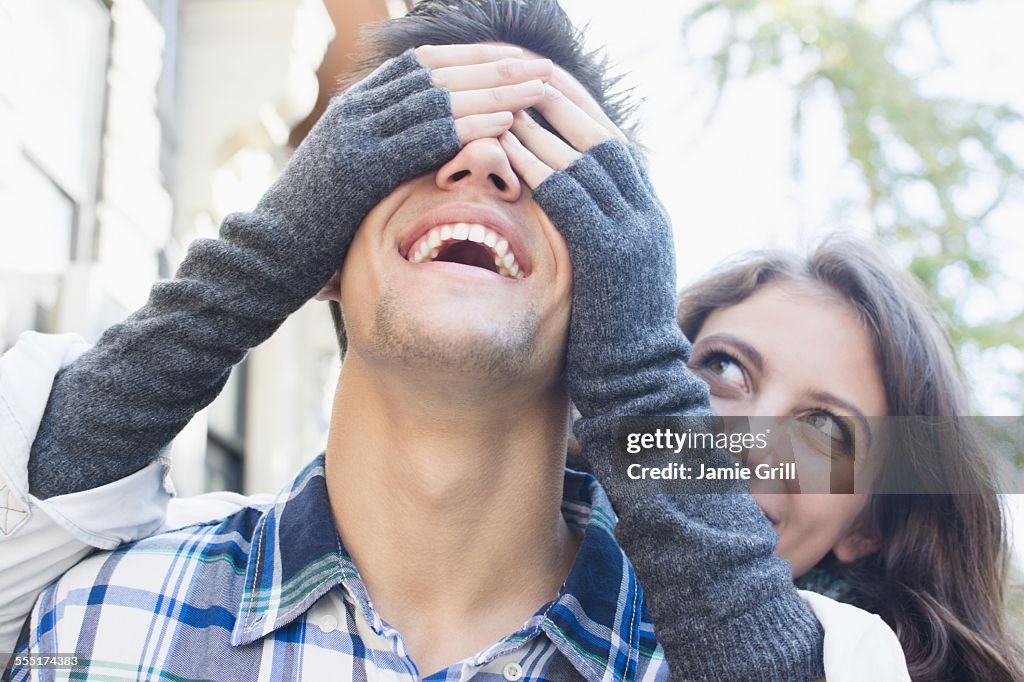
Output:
[534, 140, 825, 681]
[29, 49, 461, 498]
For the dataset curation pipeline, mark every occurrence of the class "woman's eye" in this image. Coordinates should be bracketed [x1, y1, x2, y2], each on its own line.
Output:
[801, 413, 853, 455]
[704, 353, 746, 389]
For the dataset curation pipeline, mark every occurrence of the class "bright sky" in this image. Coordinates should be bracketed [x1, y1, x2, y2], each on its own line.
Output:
[558, 0, 1024, 568]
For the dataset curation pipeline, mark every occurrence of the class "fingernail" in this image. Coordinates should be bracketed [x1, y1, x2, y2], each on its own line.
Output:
[524, 59, 553, 77]
[514, 80, 544, 95]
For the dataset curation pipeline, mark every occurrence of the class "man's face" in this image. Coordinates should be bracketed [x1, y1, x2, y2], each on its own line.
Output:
[338, 134, 573, 387]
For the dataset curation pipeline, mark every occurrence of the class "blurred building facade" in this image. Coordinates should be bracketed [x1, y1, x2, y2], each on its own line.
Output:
[0, 0, 389, 495]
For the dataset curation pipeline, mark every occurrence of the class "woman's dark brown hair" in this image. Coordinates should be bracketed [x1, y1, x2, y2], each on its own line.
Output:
[677, 236, 1023, 681]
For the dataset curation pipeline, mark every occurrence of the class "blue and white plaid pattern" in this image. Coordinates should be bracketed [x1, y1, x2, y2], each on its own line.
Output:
[11, 456, 666, 681]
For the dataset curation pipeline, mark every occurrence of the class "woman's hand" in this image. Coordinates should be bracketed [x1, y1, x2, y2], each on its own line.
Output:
[496, 69, 627, 186]
[415, 44, 553, 144]
[498, 77, 679, 426]
[496, 74, 827, 682]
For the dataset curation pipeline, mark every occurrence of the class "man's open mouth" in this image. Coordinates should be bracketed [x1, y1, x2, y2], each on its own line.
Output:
[405, 223, 524, 278]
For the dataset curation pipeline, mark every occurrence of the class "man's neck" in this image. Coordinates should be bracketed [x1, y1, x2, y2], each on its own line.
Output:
[323, 354, 579, 674]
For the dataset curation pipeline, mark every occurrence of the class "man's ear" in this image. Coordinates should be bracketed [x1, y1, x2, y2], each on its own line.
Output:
[314, 271, 342, 303]
[833, 525, 881, 563]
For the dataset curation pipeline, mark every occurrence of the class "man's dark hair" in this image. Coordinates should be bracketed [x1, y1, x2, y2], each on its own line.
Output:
[360, 0, 634, 132]
[328, 0, 636, 356]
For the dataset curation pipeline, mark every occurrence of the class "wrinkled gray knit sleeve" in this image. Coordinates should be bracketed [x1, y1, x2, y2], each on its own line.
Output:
[29, 50, 461, 498]
[533, 140, 825, 681]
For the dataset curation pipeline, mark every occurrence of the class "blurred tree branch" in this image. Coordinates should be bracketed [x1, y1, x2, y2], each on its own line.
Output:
[683, 0, 1024, 411]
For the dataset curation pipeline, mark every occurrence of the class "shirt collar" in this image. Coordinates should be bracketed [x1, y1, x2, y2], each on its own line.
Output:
[230, 456, 655, 678]
[541, 470, 657, 680]
[231, 455, 352, 646]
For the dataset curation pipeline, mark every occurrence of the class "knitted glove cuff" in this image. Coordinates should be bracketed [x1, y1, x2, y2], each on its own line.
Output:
[256, 49, 460, 239]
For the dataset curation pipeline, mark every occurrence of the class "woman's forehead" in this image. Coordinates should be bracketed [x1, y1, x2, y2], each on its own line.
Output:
[697, 281, 888, 416]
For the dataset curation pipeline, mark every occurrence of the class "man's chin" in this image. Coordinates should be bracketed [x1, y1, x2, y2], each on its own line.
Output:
[361, 296, 543, 379]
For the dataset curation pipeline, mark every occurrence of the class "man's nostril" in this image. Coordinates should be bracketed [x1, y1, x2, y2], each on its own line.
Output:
[441, 167, 514, 194]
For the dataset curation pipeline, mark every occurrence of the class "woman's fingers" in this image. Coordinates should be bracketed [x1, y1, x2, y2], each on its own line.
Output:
[499, 131, 554, 189]
[431, 58, 553, 91]
[413, 45, 627, 181]
[547, 66, 628, 143]
[531, 84, 615, 152]
[450, 81, 546, 118]
[414, 44, 523, 69]
[454, 112, 514, 145]
[417, 47, 554, 127]
[509, 111, 581, 171]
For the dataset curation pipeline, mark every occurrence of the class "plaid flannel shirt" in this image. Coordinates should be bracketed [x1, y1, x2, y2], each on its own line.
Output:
[10, 455, 667, 681]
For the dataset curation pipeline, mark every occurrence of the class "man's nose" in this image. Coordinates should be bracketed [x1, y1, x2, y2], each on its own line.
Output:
[434, 138, 522, 201]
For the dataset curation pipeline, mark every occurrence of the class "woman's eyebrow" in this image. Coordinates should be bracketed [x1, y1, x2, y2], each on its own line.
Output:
[805, 390, 873, 448]
[693, 333, 764, 373]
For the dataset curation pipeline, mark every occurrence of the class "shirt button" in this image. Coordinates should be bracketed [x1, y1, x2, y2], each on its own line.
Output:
[318, 614, 338, 632]
[502, 662, 523, 681]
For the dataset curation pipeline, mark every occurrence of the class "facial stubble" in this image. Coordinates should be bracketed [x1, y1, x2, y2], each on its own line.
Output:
[366, 289, 543, 377]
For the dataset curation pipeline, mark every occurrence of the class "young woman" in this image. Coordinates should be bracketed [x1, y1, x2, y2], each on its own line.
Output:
[677, 237, 1023, 681]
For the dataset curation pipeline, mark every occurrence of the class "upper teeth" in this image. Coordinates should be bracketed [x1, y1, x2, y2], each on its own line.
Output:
[408, 223, 523, 278]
